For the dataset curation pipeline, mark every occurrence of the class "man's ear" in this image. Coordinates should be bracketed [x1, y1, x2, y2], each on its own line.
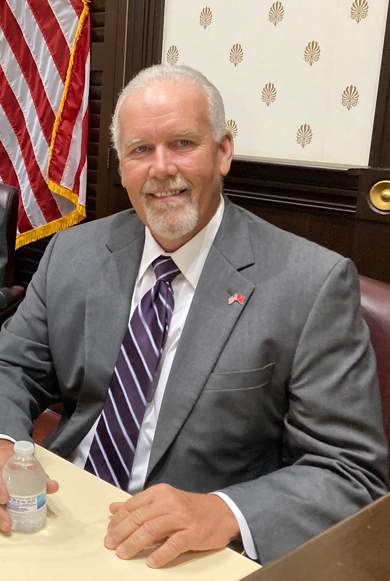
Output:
[219, 132, 234, 177]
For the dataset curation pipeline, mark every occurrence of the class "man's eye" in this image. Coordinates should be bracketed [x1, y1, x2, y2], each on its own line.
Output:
[178, 140, 190, 147]
[134, 145, 148, 153]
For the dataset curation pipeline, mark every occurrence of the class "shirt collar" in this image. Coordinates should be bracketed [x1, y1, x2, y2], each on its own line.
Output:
[138, 195, 225, 289]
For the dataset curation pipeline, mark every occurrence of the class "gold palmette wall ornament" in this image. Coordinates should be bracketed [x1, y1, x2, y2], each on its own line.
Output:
[269, 2, 284, 26]
[369, 181, 390, 212]
[304, 41, 321, 66]
[351, 0, 369, 24]
[342, 85, 360, 110]
[262, 83, 277, 106]
[226, 120, 238, 138]
[297, 124, 313, 148]
[200, 7, 212, 29]
[166, 45, 179, 65]
[230, 44, 244, 67]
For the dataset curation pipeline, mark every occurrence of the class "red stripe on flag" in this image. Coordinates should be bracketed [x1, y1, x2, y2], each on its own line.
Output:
[0, 142, 33, 233]
[69, 0, 84, 18]
[27, 0, 70, 83]
[0, 69, 62, 223]
[72, 108, 89, 195]
[0, 2, 55, 146]
[49, 11, 90, 185]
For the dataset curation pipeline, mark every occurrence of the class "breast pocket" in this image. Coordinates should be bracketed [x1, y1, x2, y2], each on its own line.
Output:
[204, 362, 275, 392]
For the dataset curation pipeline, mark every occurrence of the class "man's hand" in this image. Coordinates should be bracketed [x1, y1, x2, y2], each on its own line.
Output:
[0, 439, 59, 532]
[104, 483, 240, 568]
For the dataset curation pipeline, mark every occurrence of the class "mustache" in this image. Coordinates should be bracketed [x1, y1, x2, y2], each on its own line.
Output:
[141, 177, 191, 194]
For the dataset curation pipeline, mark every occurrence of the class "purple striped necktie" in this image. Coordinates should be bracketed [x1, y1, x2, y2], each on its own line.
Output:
[84, 256, 180, 489]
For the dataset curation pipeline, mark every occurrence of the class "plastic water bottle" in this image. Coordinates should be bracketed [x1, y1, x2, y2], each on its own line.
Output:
[2, 441, 47, 532]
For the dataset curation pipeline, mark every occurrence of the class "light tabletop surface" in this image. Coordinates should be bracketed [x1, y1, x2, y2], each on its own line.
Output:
[1, 446, 261, 581]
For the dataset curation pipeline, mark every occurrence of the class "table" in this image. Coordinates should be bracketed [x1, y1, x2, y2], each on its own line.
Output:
[0, 446, 261, 581]
[244, 492, 390, 581]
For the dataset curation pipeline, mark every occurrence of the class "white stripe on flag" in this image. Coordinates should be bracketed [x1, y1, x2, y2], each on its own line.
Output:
[78, 159, 87, 206]
[61, 52, 90, 189]
[0, 25, 53, 178]
[0, 105, 46, 227]
[48, 0, 79, 50]
[7, 0, 64, 111]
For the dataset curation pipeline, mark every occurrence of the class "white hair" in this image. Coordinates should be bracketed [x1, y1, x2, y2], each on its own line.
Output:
[110, 65, 227, 157]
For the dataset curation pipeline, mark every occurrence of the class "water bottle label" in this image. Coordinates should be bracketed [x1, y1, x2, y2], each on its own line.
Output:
[6, 490, 46, 514]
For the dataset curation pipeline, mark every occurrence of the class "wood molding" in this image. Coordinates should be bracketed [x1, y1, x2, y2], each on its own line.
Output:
[225, 159, 359, 216]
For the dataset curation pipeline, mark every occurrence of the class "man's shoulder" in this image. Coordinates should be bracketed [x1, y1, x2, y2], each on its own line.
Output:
[223, 202, 360, 316]
[52, 209, 142, 248]
[60, 208, 140, 236]
[223, 201, 352, 295]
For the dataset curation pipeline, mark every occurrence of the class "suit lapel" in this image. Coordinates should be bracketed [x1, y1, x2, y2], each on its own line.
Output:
[147, 200, 256, 479]
[79, 213, 145, 420]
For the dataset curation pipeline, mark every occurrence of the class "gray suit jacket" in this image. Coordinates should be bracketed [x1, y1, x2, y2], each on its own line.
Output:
[0, 198, 387, 563]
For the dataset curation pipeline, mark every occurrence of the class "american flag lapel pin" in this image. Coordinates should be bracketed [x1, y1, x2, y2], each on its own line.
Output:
[228, 293, 244, 305]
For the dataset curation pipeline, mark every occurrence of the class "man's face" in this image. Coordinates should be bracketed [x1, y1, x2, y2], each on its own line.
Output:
[118, 80, 233, 251]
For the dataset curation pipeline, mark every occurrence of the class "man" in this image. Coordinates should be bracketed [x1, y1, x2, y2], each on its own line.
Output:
[0, 65, 388, 567]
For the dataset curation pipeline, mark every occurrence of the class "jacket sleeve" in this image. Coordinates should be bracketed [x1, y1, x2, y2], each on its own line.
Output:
[0, 234, 60, 441]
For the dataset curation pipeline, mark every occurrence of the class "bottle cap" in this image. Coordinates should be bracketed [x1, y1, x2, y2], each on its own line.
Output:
[14, 441, 34, 455]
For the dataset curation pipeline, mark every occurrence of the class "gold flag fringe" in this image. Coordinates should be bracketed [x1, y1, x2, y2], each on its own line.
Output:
[17, 0, 90, 249]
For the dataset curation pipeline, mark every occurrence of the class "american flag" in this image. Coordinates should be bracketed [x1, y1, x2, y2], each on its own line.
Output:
[0, 0, 90, 248]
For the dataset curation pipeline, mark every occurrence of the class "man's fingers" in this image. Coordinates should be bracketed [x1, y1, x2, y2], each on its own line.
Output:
[0, 443, 15, 531]
[0, 481, 8, 504]
[0, 503, 12, 532]
[46, 477, 59, 494]
[109, 515, 173, 560]
[109, 485, 167, 517]
[0, 442, 15, 503]
[108, 495, 166, 534]
[147, 532, 191, 568]
[107, 502, 141, 533]
[109, 501, 124, 515]
[106, 504, 165, 546]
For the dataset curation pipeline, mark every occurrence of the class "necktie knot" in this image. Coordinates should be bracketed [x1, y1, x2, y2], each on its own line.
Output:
[152, 256, 180, 285]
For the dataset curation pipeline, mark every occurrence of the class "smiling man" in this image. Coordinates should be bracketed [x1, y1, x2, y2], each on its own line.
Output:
[0, 65, 387, 568]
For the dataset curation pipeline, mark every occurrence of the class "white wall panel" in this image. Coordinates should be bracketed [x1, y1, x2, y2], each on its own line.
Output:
[162, 1, 389, 167]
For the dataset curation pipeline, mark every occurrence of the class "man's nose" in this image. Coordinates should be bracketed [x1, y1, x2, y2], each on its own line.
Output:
[149, 146, 177, 179]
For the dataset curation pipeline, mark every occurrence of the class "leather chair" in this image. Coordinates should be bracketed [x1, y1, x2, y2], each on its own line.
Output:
[359, 275, 390, 472]
[0, 184, 26, 326]
[32, 408, 62, 445]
